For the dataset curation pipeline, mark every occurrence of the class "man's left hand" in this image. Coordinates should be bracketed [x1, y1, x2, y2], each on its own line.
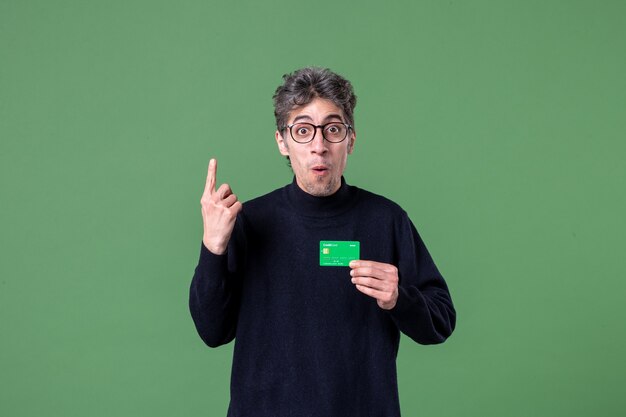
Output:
[349, 260, 399, 310]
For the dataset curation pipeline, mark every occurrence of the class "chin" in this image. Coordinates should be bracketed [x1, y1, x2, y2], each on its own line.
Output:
[309, 188, 333, 197]
[306, 178, 337, 197]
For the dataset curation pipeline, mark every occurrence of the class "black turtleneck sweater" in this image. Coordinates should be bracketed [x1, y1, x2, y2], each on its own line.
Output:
[189, 178, 455, 417]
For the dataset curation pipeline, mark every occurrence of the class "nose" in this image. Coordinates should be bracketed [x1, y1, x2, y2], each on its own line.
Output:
[310, 126, 328, 154]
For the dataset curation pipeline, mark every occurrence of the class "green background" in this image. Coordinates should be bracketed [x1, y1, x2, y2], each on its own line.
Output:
[1, 1, 624, 416]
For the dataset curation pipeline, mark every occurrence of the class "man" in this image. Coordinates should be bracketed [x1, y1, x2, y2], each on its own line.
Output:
[190, 67, 456, 417]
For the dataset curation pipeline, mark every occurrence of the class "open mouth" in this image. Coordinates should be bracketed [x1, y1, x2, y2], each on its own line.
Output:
[311, 165, 329, 174]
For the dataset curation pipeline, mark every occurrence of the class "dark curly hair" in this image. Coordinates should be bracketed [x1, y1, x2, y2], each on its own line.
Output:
[273, 67, 357, 133]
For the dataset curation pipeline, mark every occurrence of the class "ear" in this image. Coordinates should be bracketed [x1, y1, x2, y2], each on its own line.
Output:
[275, 130, 290, 156]
[347, 131, 356, 154]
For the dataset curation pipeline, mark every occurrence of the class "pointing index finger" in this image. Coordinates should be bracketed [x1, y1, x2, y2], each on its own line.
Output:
[204, 158, 217, 195]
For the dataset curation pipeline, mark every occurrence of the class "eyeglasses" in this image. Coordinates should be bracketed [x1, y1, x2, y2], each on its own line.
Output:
[284, 122, 352, 144]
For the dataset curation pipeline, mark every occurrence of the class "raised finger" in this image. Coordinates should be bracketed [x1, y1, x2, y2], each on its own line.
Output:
[204, 158, 217, 196]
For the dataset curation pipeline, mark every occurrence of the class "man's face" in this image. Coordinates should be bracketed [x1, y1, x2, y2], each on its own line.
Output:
[275, 97, 356, 197]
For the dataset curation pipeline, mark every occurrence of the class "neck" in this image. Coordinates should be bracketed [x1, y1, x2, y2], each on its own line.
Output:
[284, 176, 359, 218]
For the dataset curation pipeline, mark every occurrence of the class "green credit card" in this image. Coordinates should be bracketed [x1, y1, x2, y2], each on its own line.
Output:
[319, 241, 360, 266]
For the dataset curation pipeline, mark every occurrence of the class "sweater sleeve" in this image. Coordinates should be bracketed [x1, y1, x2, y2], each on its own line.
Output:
[189, 217, 245, 348]
[387, 213, 456, 345]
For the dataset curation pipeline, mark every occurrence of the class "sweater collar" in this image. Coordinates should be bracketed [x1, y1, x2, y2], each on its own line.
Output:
[284, 176, 358, 218]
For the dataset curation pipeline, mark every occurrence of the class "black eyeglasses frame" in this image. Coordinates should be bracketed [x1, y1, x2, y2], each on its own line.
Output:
[283, 122, 353, 144]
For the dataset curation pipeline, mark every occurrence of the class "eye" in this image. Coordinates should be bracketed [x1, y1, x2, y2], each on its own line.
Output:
[325, 124, 345, 136]
[296, 126, 310, 136]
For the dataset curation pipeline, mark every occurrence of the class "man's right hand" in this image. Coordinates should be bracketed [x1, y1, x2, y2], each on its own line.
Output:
[201, 158, 243, 255]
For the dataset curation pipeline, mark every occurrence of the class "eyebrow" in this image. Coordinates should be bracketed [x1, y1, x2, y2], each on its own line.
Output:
[291, 113, 345, 124]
